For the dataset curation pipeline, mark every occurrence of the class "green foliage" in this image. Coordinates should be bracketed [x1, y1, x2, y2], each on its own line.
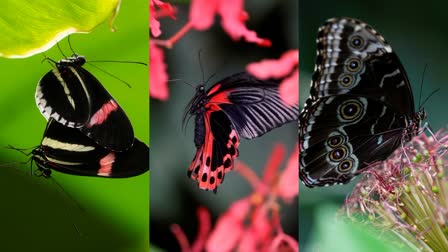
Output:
[0, 0, 148, 251]
[307, 205, 408, 252]
[0, 0, 120, 58]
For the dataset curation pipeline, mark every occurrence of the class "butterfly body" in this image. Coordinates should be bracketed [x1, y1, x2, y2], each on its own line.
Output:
[32, 119, 149, 178]
[35, 55, 134, 151]
[186, 72, 299, 191]
[299, 18, 425, 187]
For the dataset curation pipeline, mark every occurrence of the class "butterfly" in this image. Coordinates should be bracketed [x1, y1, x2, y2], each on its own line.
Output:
[185, 72, 299, 191]
[35, 55, 134, 152]
[299, 17, 426, 188]
[32, 118, 149, 178]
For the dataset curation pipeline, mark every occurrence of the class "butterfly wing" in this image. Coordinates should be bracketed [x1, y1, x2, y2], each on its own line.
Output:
[36, 65, 91, 127]
[299, 18, 417, 187]
[34, 119, 148, 178]
[36, 63, 134, 151]
[300, 95, 405, 187]
[207, 72, 299, 139]
[311, 17, 415, 115]
[188, 111, 239, 191]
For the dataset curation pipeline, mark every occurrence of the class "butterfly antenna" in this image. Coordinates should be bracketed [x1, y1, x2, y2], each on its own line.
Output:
[85, 62, 132, 88]
[420, 88, 440, 109]
[56, 42, 67, 59]
[4, 145, 36, 156]
[417, 64, 428, 109]
[198, 49, 206, 85]
[168, 79, 195, 89]
[67, 35, 78, 57]
[41, 54, 57, 67]
[88, 60, 147, 66]
[204, 73, 216, 87]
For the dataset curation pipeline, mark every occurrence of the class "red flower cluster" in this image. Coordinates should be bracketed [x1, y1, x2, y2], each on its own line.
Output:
[247, 50, 299, 105]
[149, 0, 273, 101]
[171, 144, 299, 251]
[149, 0, 175, 100]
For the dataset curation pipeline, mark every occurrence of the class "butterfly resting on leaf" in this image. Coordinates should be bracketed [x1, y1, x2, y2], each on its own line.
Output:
[299, 17, 427, 188]
[185, 72, 299, 192]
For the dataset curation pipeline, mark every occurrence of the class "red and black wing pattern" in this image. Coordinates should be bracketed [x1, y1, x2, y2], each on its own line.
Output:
[188, 111, 240, 191]
[32, 119, 148, 178]
[35, 56, 134, 151]
[187, 72, 298, 191]
[211, 72, 298, 139]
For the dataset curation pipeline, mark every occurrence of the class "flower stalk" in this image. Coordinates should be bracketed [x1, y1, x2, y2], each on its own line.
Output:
[343, 131, 448, 251]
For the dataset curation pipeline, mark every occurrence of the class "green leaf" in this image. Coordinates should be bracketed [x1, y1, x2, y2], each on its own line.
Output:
[307, 205, 410, 252]
[0, 0, 120, 58]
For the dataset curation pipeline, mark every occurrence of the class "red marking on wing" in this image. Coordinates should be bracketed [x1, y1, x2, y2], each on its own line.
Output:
[97, 152, 116, 176]
[87, 100, 118, 127]
[188, 112, 240, 191]
[207, 83, 222, 95]
[207, 83, 232, 105]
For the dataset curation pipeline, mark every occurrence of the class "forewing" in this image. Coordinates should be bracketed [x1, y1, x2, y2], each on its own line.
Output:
[36, 66, 91, 127]
[206, 72, 298, 139]
[312, 17, 415, 115]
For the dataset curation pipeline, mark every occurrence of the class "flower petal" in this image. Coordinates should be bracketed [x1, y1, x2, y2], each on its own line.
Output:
[189, 0, 218, 30]
[277, 145, 299, 202]
[217, 0, 271, 46]
[247, 50, 299, 80]
[269, 232, 299, 252]
[205, 198, 250, 251]
[150, 41, 169, 100]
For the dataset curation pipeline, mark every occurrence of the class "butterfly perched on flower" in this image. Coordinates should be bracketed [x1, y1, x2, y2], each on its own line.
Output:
[299, 17, 426, 187]
[185, 72, 299, 191]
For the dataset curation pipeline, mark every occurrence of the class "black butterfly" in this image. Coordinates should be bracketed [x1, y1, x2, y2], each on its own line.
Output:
[35, 55, 134, 152]
[32, 119, 149, 178]
[185, 72, 299, 191]
[299, 17, 426, 187]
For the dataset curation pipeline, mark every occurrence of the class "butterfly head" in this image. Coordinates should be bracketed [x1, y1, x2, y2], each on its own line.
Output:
[187, 85, 208, 114]
[58, 55, 86, 67]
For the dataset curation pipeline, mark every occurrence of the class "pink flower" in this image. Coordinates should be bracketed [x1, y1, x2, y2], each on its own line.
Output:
[206, 144, 299, 251]
[149, 0, 175, 100]
[171, 144, 298, 252]
[150, 0, 175, 37]
[171, 207, 211, 252]
[150, 41, 169, 100]
[189, 0, 271, 46]
[247, 50, 299, 105]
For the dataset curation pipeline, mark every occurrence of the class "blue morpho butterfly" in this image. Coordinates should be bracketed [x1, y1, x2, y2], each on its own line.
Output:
[35, 54, 135, 152]
[299, 17, 427, 187]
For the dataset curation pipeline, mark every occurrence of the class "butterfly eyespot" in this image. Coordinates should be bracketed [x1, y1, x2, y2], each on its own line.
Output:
[346, 58, 362, 72]
[339, 74, 353, 87]
[339, 100, 363, 121]
[337, 159, 353, 173]
[349, 35, 365, 49]
[328, 135, 344, 147]
[329, 147, 347, 162]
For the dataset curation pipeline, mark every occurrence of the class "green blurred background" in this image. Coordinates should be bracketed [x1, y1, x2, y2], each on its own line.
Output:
[300, 0, 448, 251]
[150, 1, 298, 250]
[0, 1, 149, 251]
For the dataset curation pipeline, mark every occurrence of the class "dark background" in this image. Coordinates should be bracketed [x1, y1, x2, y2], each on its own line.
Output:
[150, 1, 298, 250]
[299, 0, 448, 251]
